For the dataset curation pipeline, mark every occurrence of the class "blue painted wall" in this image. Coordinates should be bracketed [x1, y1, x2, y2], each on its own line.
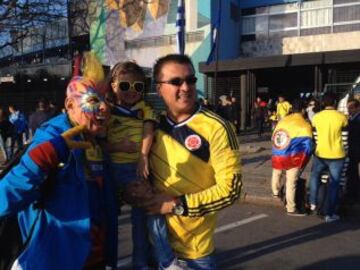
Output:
[238, 0, 298, 9]
[211, 0, 241, 61]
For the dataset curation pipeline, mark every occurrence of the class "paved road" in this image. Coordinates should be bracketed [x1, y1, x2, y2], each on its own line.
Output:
[117, 203, 360, 270]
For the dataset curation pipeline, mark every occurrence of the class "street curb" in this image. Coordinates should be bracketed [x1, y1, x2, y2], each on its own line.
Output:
[240, 193, 360, 216]
[240, 193, 284, 208]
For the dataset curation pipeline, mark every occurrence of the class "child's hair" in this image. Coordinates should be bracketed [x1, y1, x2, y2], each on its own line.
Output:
[106, 61, 146, 104]
[110, 61, 146, 84]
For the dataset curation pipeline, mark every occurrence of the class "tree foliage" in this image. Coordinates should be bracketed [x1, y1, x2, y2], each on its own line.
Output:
[0, 0, 67, 51]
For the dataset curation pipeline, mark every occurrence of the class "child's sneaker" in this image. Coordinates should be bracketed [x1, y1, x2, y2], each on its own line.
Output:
[309, 204, 317, 215]
[165, 258, 189, 270]
[325, 214, 340, 223]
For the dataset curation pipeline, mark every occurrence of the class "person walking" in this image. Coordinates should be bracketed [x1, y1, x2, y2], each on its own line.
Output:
[8, 104, 28, 158]
[28, 97, 52, 136]
[0, 108, 13, 163]
[271, 100, 313, 216]
[309, 93, 348, 223]
[253, 97, 267, 137]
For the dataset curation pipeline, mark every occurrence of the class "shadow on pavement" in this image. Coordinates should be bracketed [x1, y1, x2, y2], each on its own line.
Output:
[241, 155, 271, 166]
[239, 134, 272, 144]
[216, 220, 360, 269]
[296, 255, 360, 270]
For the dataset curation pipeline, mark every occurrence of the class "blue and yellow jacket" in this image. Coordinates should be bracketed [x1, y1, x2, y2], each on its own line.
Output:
[0, 113, 118, 269]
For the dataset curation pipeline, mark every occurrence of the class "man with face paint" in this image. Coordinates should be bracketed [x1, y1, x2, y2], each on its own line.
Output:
[0, 75, 118, 269]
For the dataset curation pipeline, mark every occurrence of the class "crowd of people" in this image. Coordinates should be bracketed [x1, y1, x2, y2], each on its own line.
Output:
[0, 53, 242, 270]
[0, 98, 60, 164]
[270, 92, 360, 222]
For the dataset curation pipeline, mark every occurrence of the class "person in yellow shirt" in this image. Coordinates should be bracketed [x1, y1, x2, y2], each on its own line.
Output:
[276, 95, 292, 120]
[140, 54, 242, 269]
[309, 93, 348, 223]
[103, 61, 158, 269]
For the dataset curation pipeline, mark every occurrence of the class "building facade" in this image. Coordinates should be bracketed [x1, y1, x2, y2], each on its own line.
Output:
[200, 0, 360, 129]
[0, 0, 90, 113]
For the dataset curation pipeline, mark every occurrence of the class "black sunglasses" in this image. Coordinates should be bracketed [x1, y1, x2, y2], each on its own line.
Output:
[118, 81, 145, 92]
[156, 76, 197, 86]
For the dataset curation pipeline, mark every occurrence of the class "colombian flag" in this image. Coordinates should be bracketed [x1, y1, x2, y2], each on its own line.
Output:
[272, 113, 313, 170]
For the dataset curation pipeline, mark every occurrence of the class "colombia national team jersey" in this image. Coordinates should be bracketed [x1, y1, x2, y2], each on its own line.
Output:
[312, 109, 348, 159]
[149, 106, 242, 259]
[107, 100, 158, 163]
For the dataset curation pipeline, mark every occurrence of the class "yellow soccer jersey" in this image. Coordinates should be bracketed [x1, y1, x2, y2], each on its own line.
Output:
[149, 106, 242, 259]
[312, 109, 348, 159]
[107, 100, 158, 163]
[277, 101, 292, 119]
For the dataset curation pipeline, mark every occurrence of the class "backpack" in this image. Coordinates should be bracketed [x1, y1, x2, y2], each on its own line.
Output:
[0, 144, 57, 270]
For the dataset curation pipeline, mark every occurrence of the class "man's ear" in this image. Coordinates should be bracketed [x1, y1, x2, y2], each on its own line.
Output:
[65, 97, 74, 111]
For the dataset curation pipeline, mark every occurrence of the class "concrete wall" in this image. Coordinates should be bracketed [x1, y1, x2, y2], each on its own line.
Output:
[241, 31, 360, 57]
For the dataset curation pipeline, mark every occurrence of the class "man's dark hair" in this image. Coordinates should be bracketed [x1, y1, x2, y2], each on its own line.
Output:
[153, 54, 195, 82]
[291, 99, 304, 113]
[348, 98, 360, 107]
[322, 93, 337, 107]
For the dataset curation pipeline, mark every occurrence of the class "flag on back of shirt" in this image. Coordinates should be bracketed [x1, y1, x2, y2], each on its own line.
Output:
[176, 0, 185, 54]
[206, 0, 222, 64]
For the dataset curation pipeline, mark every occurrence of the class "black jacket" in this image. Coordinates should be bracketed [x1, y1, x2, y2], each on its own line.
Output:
[349, 111, 360, 159]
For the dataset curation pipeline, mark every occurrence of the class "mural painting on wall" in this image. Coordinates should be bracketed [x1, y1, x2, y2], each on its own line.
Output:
[91, 0, 173, 67]
[105, 0, 169, 32]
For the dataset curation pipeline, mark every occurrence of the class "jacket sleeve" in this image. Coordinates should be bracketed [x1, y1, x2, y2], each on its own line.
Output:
[0, 136, 69, 217]
[182, 123, 242, 217]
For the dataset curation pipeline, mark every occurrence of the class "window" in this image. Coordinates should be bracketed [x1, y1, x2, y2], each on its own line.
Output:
[269, 13, 297, 31]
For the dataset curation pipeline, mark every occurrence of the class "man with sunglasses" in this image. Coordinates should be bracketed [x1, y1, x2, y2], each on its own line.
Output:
[141, 54, 242, 269]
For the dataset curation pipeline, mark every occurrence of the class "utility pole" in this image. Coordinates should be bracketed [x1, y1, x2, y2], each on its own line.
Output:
[66, 0, 73, 59]
[214, 0, 221, 104]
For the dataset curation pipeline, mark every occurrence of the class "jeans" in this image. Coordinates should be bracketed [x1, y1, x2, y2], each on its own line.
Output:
[9, 132, 24, 159]
[256, 117, 264, 136]
[147, 215, 176, 270]
[110, 162, 150, 270]
[180, 254, 217, 270]
[0, 135, 7, 162]
[309, 156, 345, 216]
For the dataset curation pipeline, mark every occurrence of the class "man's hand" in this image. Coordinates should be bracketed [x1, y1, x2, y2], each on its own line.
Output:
[123, 180, 154, 206]
[114, 137, 138, 153]
[140, 193, 177, 215]
[61, 125, 92, 149]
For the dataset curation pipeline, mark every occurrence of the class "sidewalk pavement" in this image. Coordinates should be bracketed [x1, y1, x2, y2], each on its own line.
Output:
[238, 131, 283, 207]
[237, 130, 360, 216]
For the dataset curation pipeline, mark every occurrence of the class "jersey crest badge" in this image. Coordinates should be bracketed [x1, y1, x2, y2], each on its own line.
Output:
[272, 129, 290, 150]
[185, 134, 202, 151]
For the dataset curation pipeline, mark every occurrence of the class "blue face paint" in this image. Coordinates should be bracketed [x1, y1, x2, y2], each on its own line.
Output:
[79, 90, 104, 113]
